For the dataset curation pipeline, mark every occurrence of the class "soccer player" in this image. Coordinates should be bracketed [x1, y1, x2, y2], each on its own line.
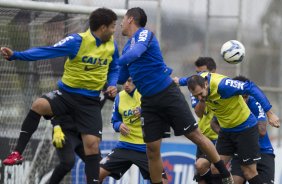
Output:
[187, 73, 280, 184]
[174, 57, 219, 184]
[1, 8, 119, 184]
[117, 7, 233, 184]
[229, 75, 275, 184]
[99, 78, 168, 184]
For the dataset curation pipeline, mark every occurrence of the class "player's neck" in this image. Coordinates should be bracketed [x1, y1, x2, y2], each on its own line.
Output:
[127, 26, 140, 38]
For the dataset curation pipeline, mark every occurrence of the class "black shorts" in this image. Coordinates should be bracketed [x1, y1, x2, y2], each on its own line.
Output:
[231, 153, 275, 184]
[141, 82, 197, 142]
[216, 125, 260, 165]
[42, 89, 102, 137]
[100, 148, 167, 180]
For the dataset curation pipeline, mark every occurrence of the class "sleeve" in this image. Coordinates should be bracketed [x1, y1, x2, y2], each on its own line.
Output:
[218, 78, 272, 112]
[107, 41, 120, 86]
[190, 93, 199, 108]
[10, 34, 81, 61]
[118, 30, 153, 66]
[117, 65, 130, 85]
[179, 77, 189, 86]
[111, 94, 122, 132]
[248, 98, 267, 122]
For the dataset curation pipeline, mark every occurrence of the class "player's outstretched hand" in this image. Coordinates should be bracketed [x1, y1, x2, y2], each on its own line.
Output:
[106, 86, 117, 98]
[52, 125, 66, 148]
[266, 110, 280, 128]
[172, 76, 179, 85]
[119, 123, 130, 136]
[1, 47, 13, 60]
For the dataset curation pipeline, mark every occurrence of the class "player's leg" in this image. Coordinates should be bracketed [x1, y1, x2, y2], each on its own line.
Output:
[230, 155, 246, 184]
[99, 148, 132, 182]
[236, 125, 263, 184]
[256, 153, 275, 184]
[194, 157, 212, 184]
[3, 90, 65, 165]
[133, 150, 168, 184]
[75, 96, 103, 184]
[156, 83, 232, 183]
[49, 130, 77, 184]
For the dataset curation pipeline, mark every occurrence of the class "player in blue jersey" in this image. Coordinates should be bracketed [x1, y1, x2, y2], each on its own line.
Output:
[99, 78, 168, 183]
[1, 8, 119, 184]
[229, 75, 275, 184]
[117, 7, 233, 184]
[187, 73, 280, 184]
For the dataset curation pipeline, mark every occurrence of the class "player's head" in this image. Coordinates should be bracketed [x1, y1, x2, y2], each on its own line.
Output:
[187, 75, 209, 101]
[194, 57, 217, 73]
[123, 78, 136, 93]
[233, 75, 250, 102]
[121, 7, 147, 36]
[89, 8, 117, 42]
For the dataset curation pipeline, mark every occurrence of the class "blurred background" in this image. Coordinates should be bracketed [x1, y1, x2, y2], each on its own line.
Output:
[0, 0, 282, 183]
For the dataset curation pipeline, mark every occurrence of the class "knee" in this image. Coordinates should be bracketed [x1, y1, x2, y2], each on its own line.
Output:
[31, 98, 50, 114]
[195, 159, 210, 174]
[146, 143, 161, 160]
[241, 165, 258, 180]
[83, 136, 100, 154]
[185, 128, 205, 145]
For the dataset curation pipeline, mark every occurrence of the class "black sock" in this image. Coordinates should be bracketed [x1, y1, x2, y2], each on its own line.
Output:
[248, 175, 263, 184]
[211, 174, 223, 184]
[152, 182, 163, 184]
[49, 163, 72, 184]
[85, 154, 100, 184]
[213, 160, 230, 178]
[201, 169, 213, 184]
[15, 110, 41, 154]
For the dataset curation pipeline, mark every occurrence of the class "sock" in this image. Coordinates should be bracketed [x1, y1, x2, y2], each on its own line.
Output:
[213, 160, 230, 178]
[85, 154, 100, 184]
[248, 175, 263, 184]
[152, 182, 163, 184]
[201, 169, 213, 184]
[211, 174, 223, 184]
[15, 110, 41, 154]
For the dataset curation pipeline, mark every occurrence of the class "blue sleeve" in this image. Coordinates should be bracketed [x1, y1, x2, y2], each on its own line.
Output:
[248, 97, 267, 122]
[111, 94, 122, 132]
[107, 41, 120, 86]
[118, 30, 153, 66]
[118, 44, 147, 66]
[117, 65, 130, 84]
[179, 77, 189, 86]
[10, 34, 81, 61]
[190, 93, 199, 108]
[218, 78, 272, 112]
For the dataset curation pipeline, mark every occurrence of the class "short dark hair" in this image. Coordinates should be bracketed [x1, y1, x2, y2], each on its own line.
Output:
[233, 75, 249, 82]
[126, 7, 147, 27]
[187, 75, 206, 91]
[195, 57, 217, 72]
[89, 8, 117, 31]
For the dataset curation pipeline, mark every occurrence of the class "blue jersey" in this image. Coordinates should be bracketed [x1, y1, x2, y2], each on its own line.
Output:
[117, 28, 172, 97]
[247, 96, 274, 155]
[10, 33, 119, 97]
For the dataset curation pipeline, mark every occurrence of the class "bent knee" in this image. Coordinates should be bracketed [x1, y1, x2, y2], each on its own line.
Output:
[31, 98, 52, 115]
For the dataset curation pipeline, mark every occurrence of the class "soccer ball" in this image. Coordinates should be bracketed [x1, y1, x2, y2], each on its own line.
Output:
[220, 40, 245, 64]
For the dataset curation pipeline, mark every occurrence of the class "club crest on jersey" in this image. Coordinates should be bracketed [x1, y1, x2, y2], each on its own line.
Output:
[225, 79, 244, 90]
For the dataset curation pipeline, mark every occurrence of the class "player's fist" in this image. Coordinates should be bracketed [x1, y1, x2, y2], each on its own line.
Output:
[266, 110, 280, 128]
[52, 125, 65, 148]
[172, 77, 180, 85]
[106, 86, 117, 98]
[1, 47, 13, 60]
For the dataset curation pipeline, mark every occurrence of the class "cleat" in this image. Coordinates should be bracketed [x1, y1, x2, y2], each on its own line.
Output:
[3, 151, 24, 165]
[222, 174, 234, 184]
